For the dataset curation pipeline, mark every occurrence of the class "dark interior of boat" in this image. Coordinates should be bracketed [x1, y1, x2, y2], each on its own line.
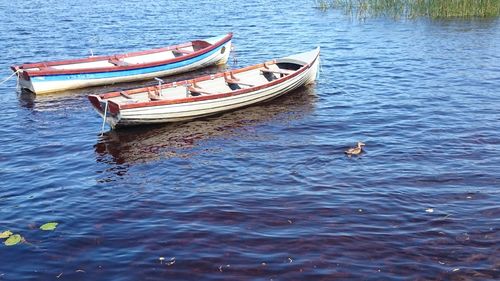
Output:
[276, 62, 301, 71]
[192, 40, 212, 51]
[225, 61, 303, 90]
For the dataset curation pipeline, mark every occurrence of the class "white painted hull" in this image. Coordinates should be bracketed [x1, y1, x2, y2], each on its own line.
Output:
[90, 47, 320, 129]
[13, 34, 232, 94]
[21, 42, 231, 94]
[113, 58, 318, 128]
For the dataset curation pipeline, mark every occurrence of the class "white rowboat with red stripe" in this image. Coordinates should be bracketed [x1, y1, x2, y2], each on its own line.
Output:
[88, 47, 320, 129]
[11, 33, 233, 94]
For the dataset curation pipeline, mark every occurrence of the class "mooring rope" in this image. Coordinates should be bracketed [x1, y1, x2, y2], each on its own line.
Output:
[0, 70, 20, 86]
[100, 101, 109, 135]
[316, 56, 324, 81]
[230, 45, 238, 65]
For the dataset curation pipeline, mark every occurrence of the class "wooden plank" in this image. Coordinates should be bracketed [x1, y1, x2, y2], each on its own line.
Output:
[173, 48, 194, 55]
[108, 58, 130, 66]
[260, 68, 294, 76]
[225, 78, 254, 87]
[41, 64, 57, 70]
[120, 91, 134, 99]
[188, 87, 215, 96]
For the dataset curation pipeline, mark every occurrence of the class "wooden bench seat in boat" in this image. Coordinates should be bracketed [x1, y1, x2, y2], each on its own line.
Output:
[40, 64, 58, 70]
[225, 78, 255, 87]
[120, 91, 134, 99]
[188, 87, 216, 96]
[260, 68, 294, 76]
[108, 58, 131, 66]
[224, 72, 255, 88]
[173, 48, 194, 55]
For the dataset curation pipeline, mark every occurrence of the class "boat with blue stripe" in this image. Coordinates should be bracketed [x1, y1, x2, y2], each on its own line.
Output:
[11, 33, 233, 94]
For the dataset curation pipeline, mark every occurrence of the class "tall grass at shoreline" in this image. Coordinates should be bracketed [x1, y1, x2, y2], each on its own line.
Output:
[314, 0, 500, 18]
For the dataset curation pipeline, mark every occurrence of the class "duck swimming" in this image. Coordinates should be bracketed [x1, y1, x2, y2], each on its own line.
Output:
[345, 142, 365, 157]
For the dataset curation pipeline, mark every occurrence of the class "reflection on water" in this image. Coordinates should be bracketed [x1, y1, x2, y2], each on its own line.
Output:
[2, 0, 499, 279]
[95, 86, 317, 165]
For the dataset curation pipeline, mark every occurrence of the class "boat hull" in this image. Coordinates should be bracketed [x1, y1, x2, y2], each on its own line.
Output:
[91, 48, 320, 129]
[14, 35, 232, 94]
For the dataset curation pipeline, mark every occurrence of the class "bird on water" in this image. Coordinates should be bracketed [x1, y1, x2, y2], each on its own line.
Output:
[345, 142, 365, 157]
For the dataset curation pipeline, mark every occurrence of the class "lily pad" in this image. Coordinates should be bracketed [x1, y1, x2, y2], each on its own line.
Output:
[40, 222, 58, 231]
[4, 234, 22, 246]
[0, 230, 13, 239]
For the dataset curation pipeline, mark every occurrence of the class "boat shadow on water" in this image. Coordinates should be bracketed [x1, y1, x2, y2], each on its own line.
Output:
[94, 86, 317, 165]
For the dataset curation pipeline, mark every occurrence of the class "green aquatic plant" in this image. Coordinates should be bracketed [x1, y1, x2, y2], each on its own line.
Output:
[0, 230, 13, 239]
[40, 222, 59, 231]
[4, 234, 22, 246]
[314, 0, 500, 18]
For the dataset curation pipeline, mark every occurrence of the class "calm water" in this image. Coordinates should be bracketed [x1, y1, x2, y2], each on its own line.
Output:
[1, 1, 499, 280]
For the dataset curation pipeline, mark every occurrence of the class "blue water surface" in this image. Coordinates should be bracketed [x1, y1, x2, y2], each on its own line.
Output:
[0, 1, 499, 280]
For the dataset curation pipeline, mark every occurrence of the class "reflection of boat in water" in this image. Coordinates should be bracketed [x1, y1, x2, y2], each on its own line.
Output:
[94, 86, 317, 165]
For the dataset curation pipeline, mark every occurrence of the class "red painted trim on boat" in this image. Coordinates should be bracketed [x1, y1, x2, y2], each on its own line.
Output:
[16, 41, 191, 70]
[16, 33, 232, 77]
[22, 71, 31, 81]
[108, 101, 120, 115]
[88, 95, 102, 112]
[95, 61, 275, 100]
[99, 51, 319, 112]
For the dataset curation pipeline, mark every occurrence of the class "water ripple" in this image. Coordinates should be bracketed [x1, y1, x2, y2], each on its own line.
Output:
[0, 1, 499, 280]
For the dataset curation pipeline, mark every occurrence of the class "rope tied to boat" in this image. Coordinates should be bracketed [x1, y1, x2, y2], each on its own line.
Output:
[100, 100, 109, 136]
[230, 45, 238, 65]
[318, 57, 323, 80]
[0, 69, 21, 87]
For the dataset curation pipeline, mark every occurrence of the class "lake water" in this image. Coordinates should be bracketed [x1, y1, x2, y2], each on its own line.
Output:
[0, 1, 499, 280]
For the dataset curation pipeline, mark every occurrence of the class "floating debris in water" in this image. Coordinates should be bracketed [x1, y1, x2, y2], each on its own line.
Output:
[40, 222, 59, 231]
[441, 214, 452, 219]
[4, 234, 22, 246]
[425, 208, 434, 213]
[218, 264, 230, 272]
[0, 230, 13, 239]
[166, 257, 176, 266]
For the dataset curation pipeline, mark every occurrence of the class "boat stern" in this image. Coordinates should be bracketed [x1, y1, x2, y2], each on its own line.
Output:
[88, 95, 105, 115]
[15, 69, 37, 93]
[10, 65, 20, 73]
[88, 95, 121, 129]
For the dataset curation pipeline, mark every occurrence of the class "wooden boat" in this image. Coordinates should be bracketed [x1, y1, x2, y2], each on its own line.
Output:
[11, 33, 233, 94]
[88, 47, 320, 129]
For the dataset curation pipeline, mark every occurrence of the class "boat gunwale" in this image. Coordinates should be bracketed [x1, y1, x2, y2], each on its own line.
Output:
[93, 49, 319, 112]
[13, 33, 233, 77]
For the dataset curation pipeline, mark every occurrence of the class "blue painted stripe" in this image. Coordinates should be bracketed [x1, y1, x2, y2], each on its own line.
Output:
[33, 43, 226, 83]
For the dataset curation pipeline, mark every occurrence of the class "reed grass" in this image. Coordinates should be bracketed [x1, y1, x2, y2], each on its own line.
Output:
[314, 0, 500, 18]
